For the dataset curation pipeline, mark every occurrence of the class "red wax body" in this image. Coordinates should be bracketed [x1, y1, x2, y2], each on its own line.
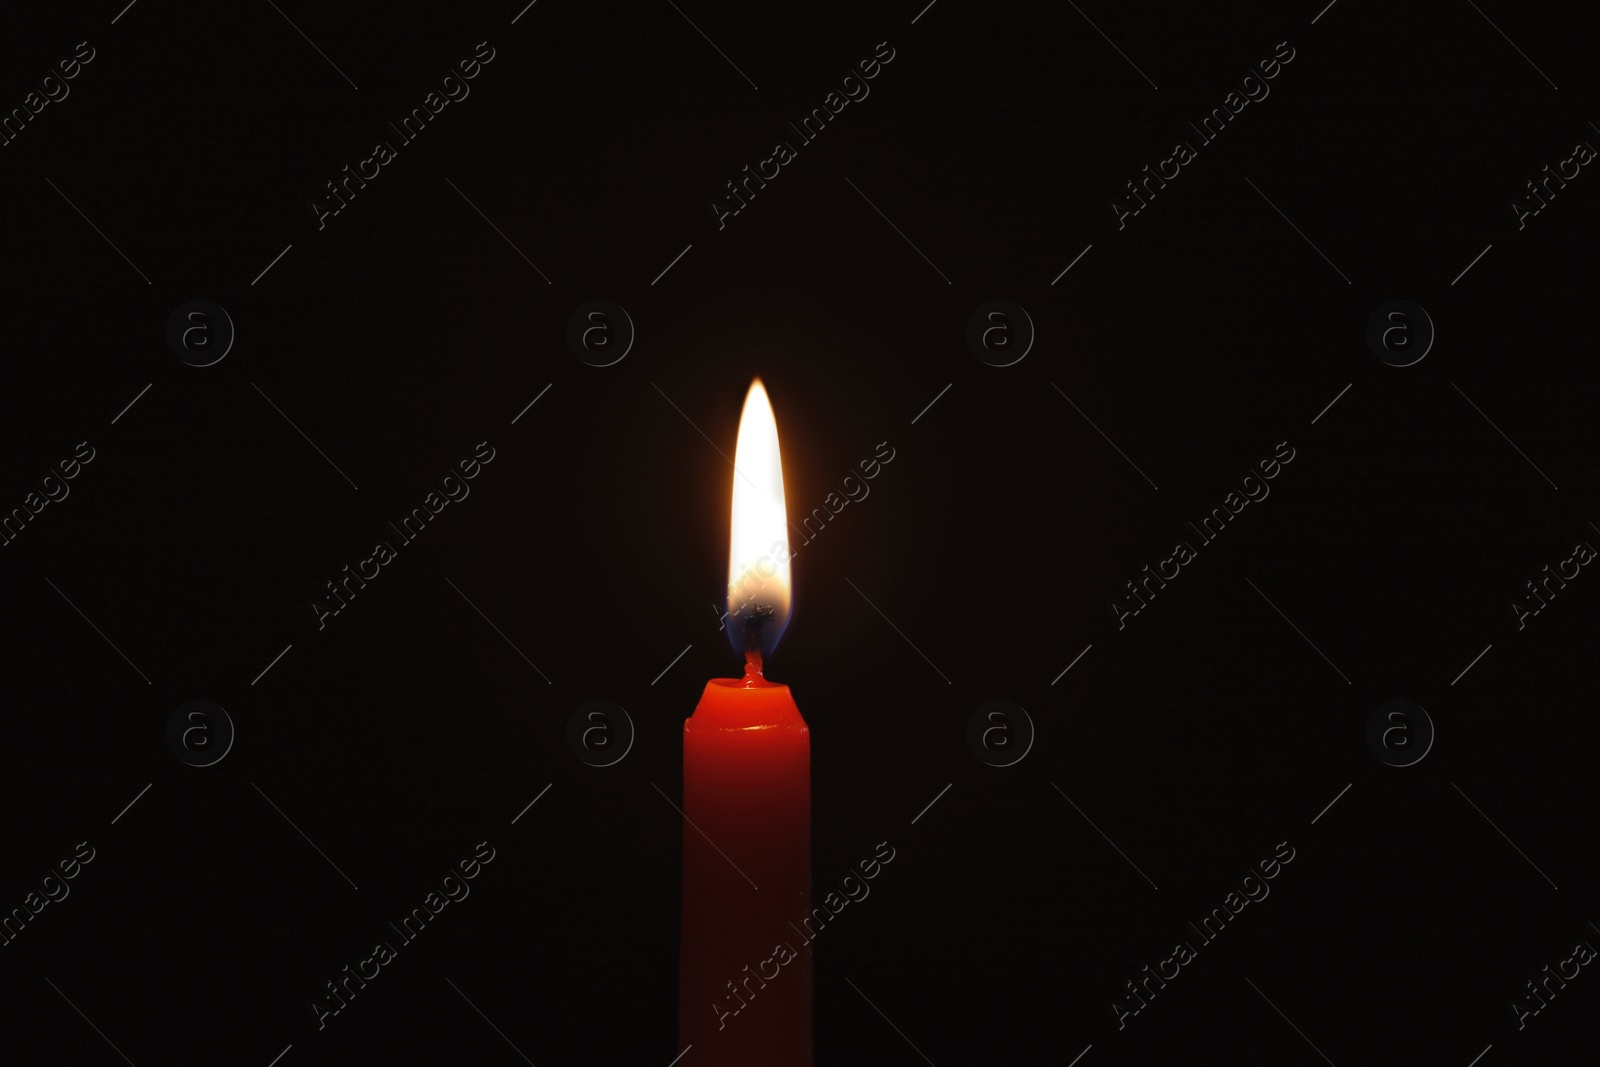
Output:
[679, 660, 811, 1064]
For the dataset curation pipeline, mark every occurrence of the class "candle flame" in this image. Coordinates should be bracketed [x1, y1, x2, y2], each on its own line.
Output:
[726, 378, 792, 659]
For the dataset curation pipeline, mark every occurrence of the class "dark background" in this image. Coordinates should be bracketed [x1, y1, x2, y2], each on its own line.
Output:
[2, 1, 1597, 1064]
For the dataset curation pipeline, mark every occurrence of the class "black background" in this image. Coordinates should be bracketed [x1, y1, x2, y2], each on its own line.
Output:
[2, 1, 1598, 1064]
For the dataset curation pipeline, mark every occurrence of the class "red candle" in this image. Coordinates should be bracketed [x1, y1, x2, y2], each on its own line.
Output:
[679, 380, 811, 1064]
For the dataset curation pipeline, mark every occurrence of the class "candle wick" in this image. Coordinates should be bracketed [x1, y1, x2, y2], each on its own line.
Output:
[742, 605, 774, 681]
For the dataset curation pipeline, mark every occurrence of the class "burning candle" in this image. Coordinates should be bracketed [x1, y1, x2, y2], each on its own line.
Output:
[678, 379, 811, 1064]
